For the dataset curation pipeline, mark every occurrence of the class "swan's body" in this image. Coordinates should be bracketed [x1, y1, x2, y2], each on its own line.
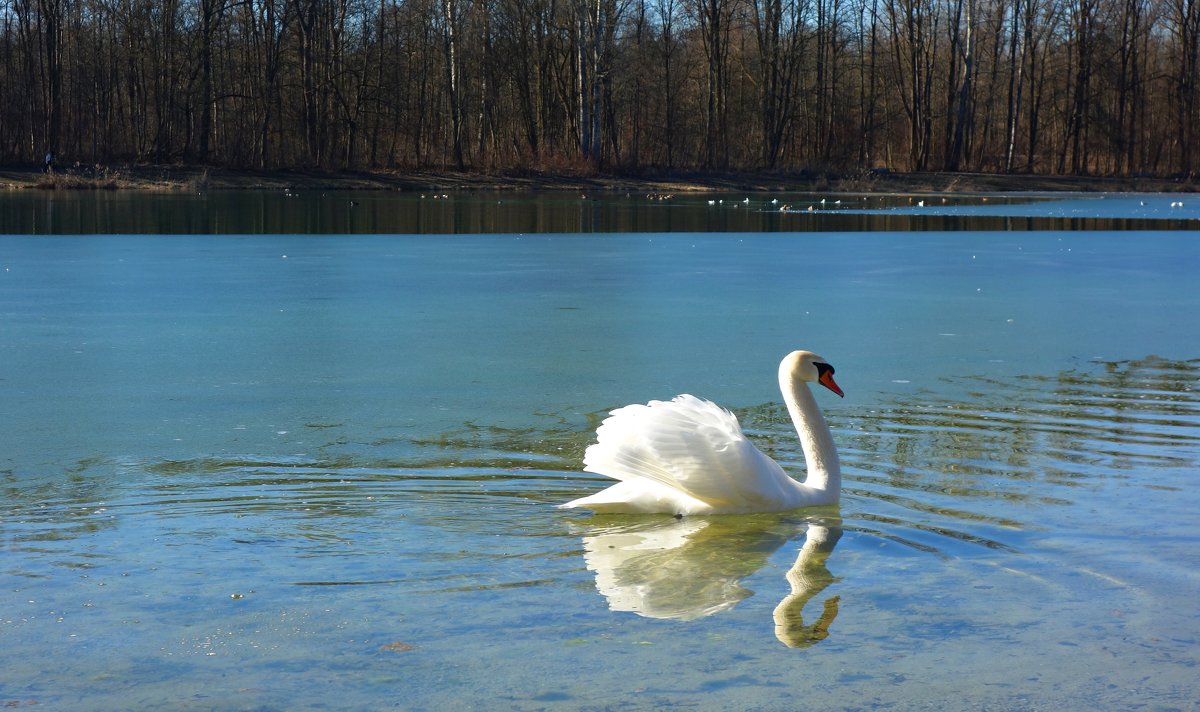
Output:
[561, 350, 843, 515]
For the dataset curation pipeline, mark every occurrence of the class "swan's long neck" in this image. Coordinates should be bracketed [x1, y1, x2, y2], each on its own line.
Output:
[780, 367, 841, 495]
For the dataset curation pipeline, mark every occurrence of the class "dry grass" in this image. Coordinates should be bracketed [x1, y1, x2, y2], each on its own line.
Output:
[34, 165, 132, 190]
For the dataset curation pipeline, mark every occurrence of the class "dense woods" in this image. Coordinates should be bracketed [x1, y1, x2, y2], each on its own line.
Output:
[2, 0, 1198, 175]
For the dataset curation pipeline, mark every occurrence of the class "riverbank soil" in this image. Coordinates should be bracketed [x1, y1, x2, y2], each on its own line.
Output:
[0, 164, 1194, 193]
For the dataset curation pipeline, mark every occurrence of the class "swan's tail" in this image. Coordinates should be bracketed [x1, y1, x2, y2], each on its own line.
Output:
[558, 479, 706, 513]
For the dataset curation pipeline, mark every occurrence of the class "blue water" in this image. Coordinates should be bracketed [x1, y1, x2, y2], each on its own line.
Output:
[2, 195, 1199, 710]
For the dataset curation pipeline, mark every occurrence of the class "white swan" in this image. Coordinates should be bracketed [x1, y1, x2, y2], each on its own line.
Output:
[560, 350, 843, 515]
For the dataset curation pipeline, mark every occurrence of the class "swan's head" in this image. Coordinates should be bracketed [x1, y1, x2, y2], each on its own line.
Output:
[781, 350, 844, 398]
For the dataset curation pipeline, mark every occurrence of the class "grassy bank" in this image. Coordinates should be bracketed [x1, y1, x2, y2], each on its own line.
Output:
[1, 163, 1195, 194]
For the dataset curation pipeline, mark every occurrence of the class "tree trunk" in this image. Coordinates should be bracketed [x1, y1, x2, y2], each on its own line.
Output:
[946, 0, 973, 170]
[441, 0, 465, 169]
[697, 0, 730, 168]
[1003, 0, 1023, 172]
[38, 0, 63, 155]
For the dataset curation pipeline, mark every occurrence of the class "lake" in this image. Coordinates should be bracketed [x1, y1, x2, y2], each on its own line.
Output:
[2, 190, 1198, 710]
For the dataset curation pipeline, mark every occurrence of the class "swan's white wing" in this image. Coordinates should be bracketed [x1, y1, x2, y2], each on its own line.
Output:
[581, 394, 796, 511]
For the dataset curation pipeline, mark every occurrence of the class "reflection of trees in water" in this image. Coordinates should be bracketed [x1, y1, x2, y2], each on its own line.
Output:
[4, 456, 125, 570]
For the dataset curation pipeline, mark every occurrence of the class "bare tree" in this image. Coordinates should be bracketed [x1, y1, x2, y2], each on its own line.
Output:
[440, 0, 466, 168]
[654, 0, 683, 166]
[0, 0, 1197, 177]
[944, 0, 974, 170]
[750, 0, 808, 167]
[1168, 0, 1200, 175]
[1058, 0, 1097, 173]
[695, 0, 734, 167]
[886, 0, 937, 169]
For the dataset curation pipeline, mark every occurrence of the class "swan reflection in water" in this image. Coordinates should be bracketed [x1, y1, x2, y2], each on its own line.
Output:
[574, 514, 841, 647]
[772, 522, 841, 648]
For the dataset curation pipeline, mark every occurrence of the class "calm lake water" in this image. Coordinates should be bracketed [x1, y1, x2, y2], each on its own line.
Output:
[2, 191, 1199, 710]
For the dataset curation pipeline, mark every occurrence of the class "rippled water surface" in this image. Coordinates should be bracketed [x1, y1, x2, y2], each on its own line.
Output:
[2, 196, 1199, 710]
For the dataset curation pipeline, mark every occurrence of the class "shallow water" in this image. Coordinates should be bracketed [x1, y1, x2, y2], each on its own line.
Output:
[2, 195, 1199, 709]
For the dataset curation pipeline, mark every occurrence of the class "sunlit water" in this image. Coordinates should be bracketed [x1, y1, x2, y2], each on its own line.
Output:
[2, 193, 1198, 710]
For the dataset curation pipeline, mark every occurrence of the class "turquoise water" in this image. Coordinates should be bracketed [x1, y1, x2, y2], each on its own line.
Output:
[2, 195, 1199, 709]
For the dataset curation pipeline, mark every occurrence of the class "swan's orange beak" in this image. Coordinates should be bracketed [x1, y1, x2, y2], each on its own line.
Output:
[819, 370, 844, 398]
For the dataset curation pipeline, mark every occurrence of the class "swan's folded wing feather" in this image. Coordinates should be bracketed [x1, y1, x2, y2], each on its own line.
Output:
[582, 394, 794, 510]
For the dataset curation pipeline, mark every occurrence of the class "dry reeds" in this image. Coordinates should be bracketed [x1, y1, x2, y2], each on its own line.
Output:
[34, 165, 130, 190]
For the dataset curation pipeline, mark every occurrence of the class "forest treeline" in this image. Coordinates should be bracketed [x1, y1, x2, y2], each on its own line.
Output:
[3, 0, 1199, 176]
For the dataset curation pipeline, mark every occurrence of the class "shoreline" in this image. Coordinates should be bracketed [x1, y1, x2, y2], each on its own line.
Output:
[1, 163, 1195, 194]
